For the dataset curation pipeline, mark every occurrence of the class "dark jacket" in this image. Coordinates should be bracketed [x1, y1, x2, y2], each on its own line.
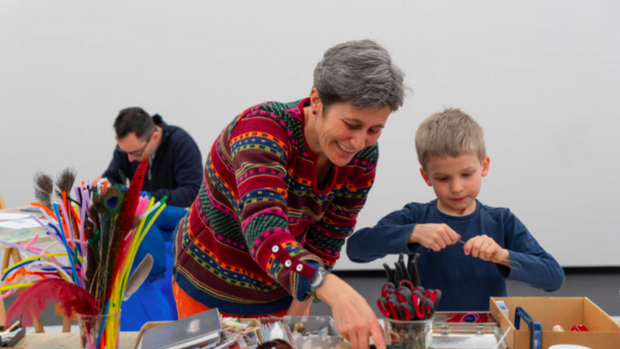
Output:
[103, 114, 202, 207]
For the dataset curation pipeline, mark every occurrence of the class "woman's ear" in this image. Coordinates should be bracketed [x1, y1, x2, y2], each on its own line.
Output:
[309, 88, 322, 114]
[420, 167, 432, 186]
[481, 155, 490, 177]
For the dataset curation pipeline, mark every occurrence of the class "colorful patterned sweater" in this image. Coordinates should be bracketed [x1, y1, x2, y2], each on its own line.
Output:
[172, 99, 379, 315]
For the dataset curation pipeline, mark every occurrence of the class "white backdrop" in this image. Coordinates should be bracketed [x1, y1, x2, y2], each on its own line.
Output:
[1, 1, 619, 268]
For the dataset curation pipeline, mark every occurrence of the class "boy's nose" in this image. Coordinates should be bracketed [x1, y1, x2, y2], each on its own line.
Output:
[451, 181, 463, 193]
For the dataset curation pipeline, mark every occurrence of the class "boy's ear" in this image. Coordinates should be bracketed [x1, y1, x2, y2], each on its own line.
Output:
[419, 167, 433, 186]
[481, 156, 490, 177]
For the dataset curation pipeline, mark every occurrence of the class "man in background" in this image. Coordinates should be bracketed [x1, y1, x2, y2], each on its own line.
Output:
[95, 107, 202, 207]
[95, 107, 203, 328]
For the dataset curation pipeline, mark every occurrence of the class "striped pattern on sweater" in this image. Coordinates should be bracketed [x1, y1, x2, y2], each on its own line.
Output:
[172, 98, 378, 315]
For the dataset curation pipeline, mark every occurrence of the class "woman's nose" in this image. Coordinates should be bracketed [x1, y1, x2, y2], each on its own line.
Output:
[351, 133, 366, 151]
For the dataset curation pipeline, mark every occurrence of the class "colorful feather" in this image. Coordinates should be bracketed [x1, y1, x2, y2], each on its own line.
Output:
[105, 158, 149, 302]
[117, 158, 148, 237]
[5, 278, 99, 328]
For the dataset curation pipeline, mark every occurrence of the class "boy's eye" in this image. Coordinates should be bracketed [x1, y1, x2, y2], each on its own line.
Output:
[462, 173, 472, 177]
[436, 177, 448, 182]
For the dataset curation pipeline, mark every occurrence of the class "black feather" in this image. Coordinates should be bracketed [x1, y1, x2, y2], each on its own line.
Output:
[55, 168, 77, 200]
[33, 172, 54, 210]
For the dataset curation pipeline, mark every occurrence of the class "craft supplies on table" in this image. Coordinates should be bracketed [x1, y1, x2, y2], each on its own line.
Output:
[284, 316, 343, 349]
[259, 317, 295, 345]
[490, 297, 620, 349]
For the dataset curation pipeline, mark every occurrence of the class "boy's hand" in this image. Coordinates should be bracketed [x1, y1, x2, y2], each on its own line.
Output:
[408, 224, 461, 251]
[463, 235, 510, 263]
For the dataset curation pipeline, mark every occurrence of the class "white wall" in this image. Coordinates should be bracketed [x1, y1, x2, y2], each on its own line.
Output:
[1, 1, 619, 269]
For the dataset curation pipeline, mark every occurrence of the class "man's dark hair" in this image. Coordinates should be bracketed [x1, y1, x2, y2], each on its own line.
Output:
[113, 107, 156, 140]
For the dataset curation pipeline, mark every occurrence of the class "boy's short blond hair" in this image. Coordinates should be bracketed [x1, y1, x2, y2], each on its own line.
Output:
[415, 108, 486, 170]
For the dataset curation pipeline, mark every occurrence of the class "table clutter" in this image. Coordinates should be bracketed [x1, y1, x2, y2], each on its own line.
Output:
[1, 162, 166, 349]
[0, 321, 24, 347]
[490, 297, 620, 349]
[130, 312, 344, 349]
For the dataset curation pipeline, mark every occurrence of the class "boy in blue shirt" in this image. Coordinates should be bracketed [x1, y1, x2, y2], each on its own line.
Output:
[346, 108, 564, 311]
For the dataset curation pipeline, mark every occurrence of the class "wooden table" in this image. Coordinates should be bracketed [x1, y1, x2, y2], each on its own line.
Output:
[0, 206, 55, 249]
[12, 332, 139, 349]
[0, 206, 57, 333]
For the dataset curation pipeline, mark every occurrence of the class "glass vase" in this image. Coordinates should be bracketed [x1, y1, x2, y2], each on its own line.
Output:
[77, 311, 121, 349]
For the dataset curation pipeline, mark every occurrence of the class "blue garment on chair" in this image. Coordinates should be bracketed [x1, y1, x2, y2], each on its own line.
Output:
[120, 206, 186, 330]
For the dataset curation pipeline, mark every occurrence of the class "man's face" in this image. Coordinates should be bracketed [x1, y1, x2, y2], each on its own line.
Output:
[116, 132, 154, 162]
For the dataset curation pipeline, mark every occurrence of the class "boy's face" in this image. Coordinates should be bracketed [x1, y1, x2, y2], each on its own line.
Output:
[420, 153, 490, 216]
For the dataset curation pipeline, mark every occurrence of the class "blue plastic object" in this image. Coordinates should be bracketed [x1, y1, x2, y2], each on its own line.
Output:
[514, 307, 542, 349]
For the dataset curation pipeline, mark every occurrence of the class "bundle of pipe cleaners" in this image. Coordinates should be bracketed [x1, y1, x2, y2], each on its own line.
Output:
[0, 159, 166, 348]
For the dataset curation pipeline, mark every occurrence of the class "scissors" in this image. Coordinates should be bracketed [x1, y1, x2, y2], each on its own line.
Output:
[381, 282, 396, 297]
[383, 263, 395, 284]
[424, 289, 442, 313]
[377, 294, 414, 320]
[407, 253, 421, 287]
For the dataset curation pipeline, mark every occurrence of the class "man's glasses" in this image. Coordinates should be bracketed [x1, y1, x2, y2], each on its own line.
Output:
[116, 129, 155, 157]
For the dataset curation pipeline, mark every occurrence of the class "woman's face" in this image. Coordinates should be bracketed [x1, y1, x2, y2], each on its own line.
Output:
[309, 94, 391, 166]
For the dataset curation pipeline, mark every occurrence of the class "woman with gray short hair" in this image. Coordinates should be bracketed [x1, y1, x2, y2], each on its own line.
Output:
[172, 40, 405, 349]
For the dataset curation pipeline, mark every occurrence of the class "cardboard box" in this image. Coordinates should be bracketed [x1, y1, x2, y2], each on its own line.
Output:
[131, 318, 263, 349]
[490, 297, 620, 349]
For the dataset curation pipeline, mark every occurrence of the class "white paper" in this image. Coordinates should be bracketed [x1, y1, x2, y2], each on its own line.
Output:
[0, 213, 31, 221]
[0, 218, 48, 230]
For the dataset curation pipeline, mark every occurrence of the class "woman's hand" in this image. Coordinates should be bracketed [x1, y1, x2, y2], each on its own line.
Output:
[408, 223, 461, 251]
[463, 234, 510, 263]
[286, 298, 312, 316]
[315, 274, 385, 349]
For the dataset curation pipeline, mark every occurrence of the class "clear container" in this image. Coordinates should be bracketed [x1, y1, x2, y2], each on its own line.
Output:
[383, 316, 433, 349]
[78, 312, 121, 349]
[284, 315, 343, 349]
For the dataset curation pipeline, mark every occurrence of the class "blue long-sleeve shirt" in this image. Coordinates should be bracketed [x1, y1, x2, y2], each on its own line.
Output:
[347, 200, 564, 311]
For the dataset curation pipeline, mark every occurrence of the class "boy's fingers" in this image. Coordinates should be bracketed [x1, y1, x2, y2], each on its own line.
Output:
[471, 238, 482, 258]
[445, 225, 460, 244]
[479, 239, 493, 260]
[438, 230, 452, 247]
[463, 238, 474, 255]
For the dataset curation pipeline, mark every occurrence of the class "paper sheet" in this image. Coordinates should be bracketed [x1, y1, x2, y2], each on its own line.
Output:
[0, 218, 48, 230]
[0, 213, 31, 221]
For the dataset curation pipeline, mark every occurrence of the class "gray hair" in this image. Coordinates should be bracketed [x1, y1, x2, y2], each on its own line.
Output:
[415, 108, 486, 170]
[313, 39, 406, 112]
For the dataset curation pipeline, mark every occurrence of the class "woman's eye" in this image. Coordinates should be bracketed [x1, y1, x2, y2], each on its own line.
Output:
[344, 122, 357, 129]
[368, 128, 380, 134]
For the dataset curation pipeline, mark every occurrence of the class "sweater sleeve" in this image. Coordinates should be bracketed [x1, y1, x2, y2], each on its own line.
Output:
[499, 209, 565, 291]
[302, 149, 378, 271]
[102, 148, 128, 185]
[346, 203, 421, 263]
[231, 112, 323, 301]
[150, 132, 203, 207]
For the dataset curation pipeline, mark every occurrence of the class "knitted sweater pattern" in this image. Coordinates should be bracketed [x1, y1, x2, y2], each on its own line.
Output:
[172, 99, 378, 314]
